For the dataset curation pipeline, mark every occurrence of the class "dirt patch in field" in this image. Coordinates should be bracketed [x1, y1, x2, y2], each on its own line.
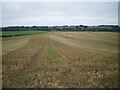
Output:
[49, 32, 118, 53]
[11, 44, 46, 88]
[50, 38, 118, 88]
[57, 32, 118, 44]
[49, 34, 80, 48]
[2, 34, 47, 88]
[2, 36, 30, 55]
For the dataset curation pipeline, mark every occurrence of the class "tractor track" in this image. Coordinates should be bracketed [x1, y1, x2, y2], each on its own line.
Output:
[11, 44, 46, 88]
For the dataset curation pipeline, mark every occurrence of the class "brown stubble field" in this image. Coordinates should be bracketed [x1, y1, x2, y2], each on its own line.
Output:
[2, 32, 118, 88]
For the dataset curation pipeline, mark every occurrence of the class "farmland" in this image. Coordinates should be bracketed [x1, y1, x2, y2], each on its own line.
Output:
[1, 31, 47, 37]
[2, 32, 118, 88]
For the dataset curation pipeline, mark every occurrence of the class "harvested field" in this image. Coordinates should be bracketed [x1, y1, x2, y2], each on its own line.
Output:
[2, 32, 118, 88]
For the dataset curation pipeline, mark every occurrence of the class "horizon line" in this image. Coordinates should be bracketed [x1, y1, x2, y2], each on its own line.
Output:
[1, 24, 119, 27]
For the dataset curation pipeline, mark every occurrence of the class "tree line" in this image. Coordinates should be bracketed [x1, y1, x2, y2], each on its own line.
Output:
[1, 25, 119, 32]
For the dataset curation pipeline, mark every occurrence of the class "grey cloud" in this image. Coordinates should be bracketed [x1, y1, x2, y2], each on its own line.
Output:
[2, 2, 118, 26]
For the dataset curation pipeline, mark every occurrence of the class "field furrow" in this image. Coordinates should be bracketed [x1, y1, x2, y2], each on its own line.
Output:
[2, 32, 118, 88]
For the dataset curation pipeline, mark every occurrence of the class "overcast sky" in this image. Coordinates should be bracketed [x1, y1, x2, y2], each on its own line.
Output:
[2, 2, 118, 26]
